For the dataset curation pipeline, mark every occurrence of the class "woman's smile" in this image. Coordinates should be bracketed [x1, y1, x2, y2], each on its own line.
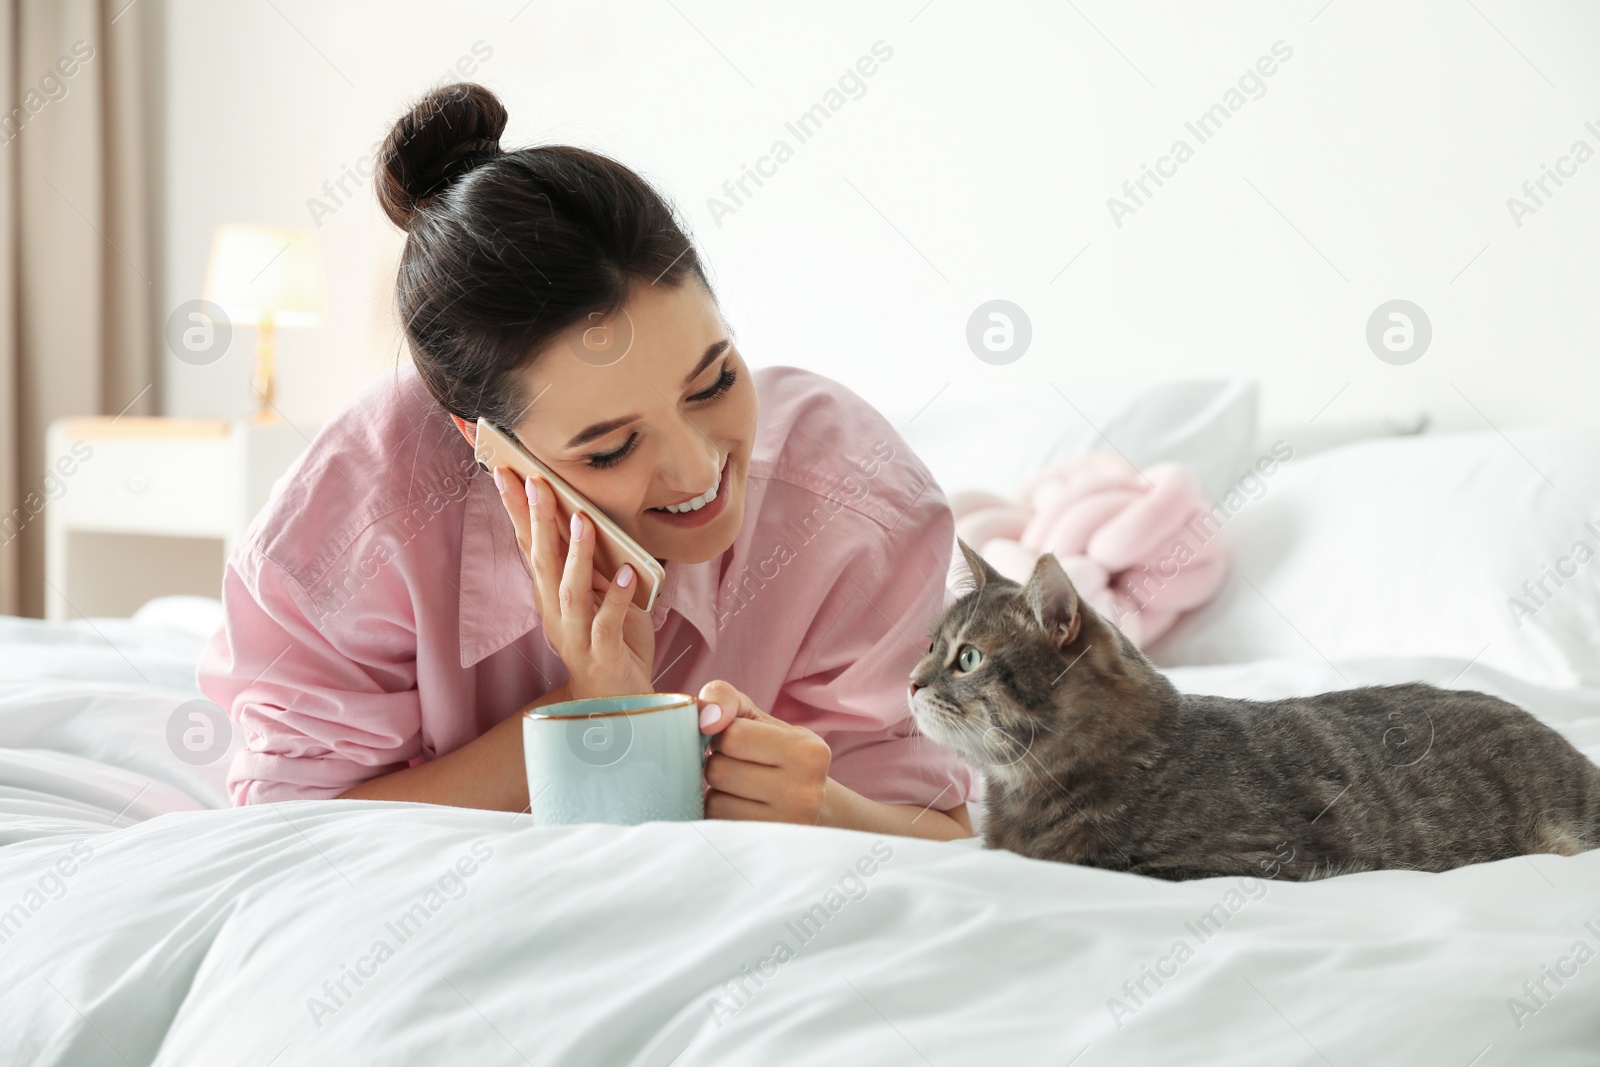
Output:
[646, 454, 732, 529]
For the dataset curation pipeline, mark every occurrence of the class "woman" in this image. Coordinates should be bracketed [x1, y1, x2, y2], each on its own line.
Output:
[197, 83, 974, 841]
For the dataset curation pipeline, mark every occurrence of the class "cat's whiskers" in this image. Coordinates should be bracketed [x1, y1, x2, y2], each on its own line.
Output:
[940, 709, 994, 758]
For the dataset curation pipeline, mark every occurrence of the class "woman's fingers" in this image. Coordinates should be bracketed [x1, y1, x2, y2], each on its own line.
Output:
[493, 465, 656, 699]
[526, 475, 565, 616]
[495, 467, 532, 554]
[705, 789, 772, 822]
[558, 511, 597, 637]
[497, 467, 559, 625]
[705, 751, 786, 797]
[712, 719, 796, 766]
[697, 680, 770, 735]
[590, 563, 636, 656]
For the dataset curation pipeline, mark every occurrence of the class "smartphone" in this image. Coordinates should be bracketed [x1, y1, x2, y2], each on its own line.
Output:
[474, 417, 665, 612]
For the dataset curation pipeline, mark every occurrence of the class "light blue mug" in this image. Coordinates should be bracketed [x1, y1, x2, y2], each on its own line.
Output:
[522, 692, 707, 826]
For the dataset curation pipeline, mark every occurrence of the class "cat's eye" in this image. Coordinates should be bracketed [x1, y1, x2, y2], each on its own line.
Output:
[956, 645, 983, 672]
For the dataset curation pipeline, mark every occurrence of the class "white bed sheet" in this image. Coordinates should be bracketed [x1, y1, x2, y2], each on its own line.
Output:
[2, 609, 1598, 1065]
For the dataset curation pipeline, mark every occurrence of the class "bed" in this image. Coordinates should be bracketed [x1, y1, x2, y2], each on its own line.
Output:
[4, 388, 1599, 1065]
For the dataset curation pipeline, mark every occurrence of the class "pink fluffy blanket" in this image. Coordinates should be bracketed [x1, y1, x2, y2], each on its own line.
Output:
[948, 454, 1230, 648]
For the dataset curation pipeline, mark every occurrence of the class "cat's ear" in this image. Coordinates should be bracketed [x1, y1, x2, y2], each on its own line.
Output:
[955, 537, 1004, 593]
[1023, 552, 1081, 648]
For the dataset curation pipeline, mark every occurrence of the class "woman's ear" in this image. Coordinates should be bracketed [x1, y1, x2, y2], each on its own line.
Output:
[451, 415, 476, 447]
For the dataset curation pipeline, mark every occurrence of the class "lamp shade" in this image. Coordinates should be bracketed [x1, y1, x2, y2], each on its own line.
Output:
[203, 224, 325, 327]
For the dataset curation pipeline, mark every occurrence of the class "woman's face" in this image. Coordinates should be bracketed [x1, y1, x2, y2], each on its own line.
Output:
[492, 279, 757, 565]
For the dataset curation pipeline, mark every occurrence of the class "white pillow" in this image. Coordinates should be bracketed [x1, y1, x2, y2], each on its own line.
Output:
[1152, 428, 1600, 688]
[131, 595, 225, 640]
[1256, 409, 1429, 460]
[902, 379, 1259, 503]
[1043, 379, 1260, 503]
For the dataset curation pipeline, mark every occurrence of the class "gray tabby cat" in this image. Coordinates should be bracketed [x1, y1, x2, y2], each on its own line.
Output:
[908, 540, 1600, 881]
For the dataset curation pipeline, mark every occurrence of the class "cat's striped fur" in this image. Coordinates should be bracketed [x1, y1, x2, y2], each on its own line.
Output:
[908, 541, 1600, 881]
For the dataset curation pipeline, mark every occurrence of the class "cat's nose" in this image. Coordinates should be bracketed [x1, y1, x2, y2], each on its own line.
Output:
[908, 680, 924, 696]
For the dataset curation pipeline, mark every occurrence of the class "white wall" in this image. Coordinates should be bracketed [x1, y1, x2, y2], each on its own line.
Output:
[158, 0, 1600, 438]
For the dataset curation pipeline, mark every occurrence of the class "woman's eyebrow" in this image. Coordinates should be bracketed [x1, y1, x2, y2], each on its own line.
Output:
[562, 340, 730, 449]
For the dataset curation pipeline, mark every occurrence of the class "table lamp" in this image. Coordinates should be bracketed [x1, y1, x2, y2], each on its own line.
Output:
[203, 224, 325, 422]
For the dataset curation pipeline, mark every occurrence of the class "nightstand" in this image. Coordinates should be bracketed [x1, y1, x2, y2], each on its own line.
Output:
[43, 417, 313, 621]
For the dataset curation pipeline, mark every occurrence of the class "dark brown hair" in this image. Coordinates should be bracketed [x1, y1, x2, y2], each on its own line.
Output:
[376, 82, 711, 429]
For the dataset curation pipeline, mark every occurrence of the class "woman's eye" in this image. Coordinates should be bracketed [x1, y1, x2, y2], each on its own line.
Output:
[585, 432, 638, 470]
[584, 364, 735, 470]
[957, 645, 983, 672]
[689, 365, 737, 403]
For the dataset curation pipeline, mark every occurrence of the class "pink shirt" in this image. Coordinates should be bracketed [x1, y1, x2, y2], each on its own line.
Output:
[196, 363, 977, 811]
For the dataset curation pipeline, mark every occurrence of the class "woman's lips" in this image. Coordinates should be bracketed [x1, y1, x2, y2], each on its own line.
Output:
[646, 458, 730, 529]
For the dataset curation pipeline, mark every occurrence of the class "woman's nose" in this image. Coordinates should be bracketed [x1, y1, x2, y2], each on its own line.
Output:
[664, 463, 717, 497]
[661, 439, 721, 494]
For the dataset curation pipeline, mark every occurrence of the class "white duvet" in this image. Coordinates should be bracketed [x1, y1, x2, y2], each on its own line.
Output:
[3, 609, 1598, 1065]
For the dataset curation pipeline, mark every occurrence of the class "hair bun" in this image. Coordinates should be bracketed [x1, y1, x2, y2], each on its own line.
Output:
[376, 82, 508, 231]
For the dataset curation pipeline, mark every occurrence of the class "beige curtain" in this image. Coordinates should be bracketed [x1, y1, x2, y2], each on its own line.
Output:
[0, 0, 153, 618]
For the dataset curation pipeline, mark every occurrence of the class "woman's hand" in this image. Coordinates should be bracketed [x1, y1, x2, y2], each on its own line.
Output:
[495, 468, 656, 700]
[696, 680, 833, 824]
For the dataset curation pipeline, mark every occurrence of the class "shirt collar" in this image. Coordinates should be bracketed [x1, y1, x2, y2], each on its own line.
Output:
[457, 462, 722, 669]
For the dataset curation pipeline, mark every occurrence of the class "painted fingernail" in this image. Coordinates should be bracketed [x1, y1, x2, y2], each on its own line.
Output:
[699, 703, 721, 728]
[616, 564, 634, 588]
[493, 467, 505, 493]
[570, 512, 583, 540]
[525, 475, 539, 505]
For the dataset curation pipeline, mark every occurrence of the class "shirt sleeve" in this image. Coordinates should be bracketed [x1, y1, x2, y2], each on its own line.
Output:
[768, 485, 977, 812]
[196, 543, 423, 805]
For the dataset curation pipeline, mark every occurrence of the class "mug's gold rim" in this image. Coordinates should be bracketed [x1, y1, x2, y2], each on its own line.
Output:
[522, 692, 696, 721]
